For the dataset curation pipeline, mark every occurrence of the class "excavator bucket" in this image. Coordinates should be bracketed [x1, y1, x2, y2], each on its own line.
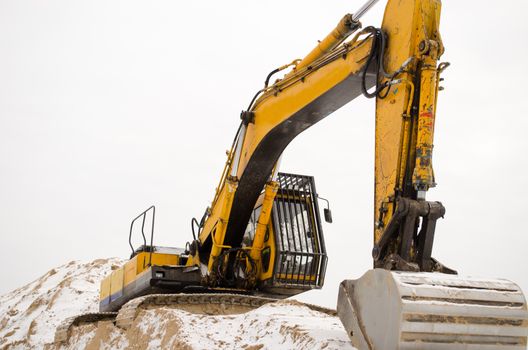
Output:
[337, 269, 528, 350]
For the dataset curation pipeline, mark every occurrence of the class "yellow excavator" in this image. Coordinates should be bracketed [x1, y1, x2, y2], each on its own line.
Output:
[56, 0, 528, 348]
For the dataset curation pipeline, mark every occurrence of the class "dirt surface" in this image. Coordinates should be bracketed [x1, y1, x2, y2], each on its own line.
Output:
[54, 302, 352, 350]
[0, 259, 355, 350]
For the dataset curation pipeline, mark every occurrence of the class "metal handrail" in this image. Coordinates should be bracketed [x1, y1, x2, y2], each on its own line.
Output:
[128, 205, 156, 267]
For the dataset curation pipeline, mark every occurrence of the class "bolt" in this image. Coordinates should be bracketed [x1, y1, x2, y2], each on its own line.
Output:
[419, 40, 429, 54]
[372, 246, 381, 260]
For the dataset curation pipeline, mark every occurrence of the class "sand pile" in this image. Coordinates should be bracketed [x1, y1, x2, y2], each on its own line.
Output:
[0, 259, 355, 350]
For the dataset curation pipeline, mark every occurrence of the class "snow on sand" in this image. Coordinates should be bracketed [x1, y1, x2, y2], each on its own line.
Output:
[0, 259, 355, 350]
[0, 258, 124, 349]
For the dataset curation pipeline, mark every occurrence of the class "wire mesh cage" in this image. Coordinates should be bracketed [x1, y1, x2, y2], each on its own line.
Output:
[272, 172, 328, 288]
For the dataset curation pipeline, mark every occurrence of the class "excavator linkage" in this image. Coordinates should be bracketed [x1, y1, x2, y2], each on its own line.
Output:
[337, 269, 528, 350]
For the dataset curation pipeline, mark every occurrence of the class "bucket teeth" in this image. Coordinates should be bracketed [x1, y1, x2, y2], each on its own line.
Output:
[337, 269, 528, 350]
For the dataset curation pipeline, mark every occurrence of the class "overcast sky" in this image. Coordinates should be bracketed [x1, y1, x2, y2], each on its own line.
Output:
[1, 0, 527, 307]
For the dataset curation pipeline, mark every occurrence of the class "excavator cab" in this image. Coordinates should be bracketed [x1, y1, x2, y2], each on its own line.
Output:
[253, 172, 328, 296]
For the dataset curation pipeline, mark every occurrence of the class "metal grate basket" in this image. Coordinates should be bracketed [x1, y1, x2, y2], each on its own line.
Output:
[272, 172, 328, 289]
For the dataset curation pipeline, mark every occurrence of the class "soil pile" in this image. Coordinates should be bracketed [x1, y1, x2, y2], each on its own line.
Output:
[0, 259, 355, 350]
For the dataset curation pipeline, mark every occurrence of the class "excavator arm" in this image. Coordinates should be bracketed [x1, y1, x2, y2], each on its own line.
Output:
[372, 0, 451, 273]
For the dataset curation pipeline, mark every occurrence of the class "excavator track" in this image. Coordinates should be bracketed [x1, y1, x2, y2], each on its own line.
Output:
[116, 293, 278, 329]
[54, 293, 336, 344]
[54, 312, 117, 343]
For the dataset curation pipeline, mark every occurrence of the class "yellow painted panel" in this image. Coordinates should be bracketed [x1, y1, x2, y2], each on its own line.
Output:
[135, 253, 146, 273]
[99, 274, 111, 300]
[110, 267, 124, 296]
[150, 252, 179, 266]
[123, 256, 138, 287]
[121, 252, 180, 288]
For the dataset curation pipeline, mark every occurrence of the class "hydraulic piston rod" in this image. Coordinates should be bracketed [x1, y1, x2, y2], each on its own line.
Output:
[294, 0, 382, 71]
[352, 0, 381, 22]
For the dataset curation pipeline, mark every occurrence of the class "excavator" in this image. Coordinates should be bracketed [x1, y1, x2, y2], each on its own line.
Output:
[55, 0, 528, 349]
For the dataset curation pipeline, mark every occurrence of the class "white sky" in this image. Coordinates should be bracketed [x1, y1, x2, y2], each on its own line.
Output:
[1, 0, 527, 307]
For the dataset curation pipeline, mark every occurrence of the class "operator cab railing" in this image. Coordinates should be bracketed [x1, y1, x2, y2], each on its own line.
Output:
[129, 205, 156, 267]
[272, 173, 328, 289]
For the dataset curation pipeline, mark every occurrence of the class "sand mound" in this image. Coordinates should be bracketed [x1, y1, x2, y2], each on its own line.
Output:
[0, 259, 355, 350]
